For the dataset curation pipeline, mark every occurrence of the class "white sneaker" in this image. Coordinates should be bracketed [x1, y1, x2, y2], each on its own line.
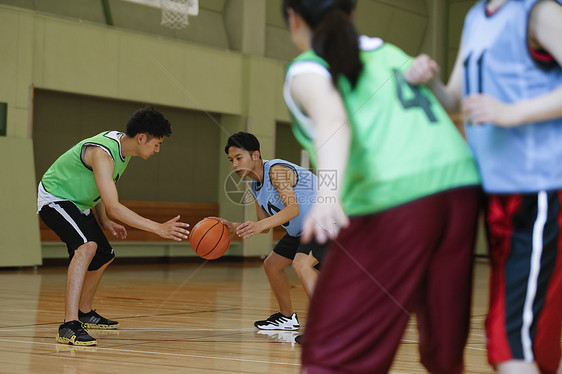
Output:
[254, 312, 299, 330]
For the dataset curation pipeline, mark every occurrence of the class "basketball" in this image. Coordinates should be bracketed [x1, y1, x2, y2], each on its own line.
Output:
[189, 218, 231, 260]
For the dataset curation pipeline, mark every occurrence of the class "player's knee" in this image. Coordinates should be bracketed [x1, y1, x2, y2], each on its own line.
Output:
[263, 255, 274, 273]
[263, 254, 284, 274]
[76, 241, 98, 258]
[292, 257, 311, 278]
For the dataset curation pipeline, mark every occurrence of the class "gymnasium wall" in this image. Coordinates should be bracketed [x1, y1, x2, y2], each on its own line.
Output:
[0, 0, 435, 60]
[0, 137, 42, 267]
[447, 0, 477, 76]
[275, 123, 303, 167]
[33, 90, 220, 203]
[0, 1, 479, 266]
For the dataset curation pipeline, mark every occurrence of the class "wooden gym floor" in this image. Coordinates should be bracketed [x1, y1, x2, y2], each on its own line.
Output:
[0, 259, 500, 373]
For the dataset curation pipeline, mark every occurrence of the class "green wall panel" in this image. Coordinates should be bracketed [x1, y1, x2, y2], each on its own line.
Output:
[0, 137, 42, 267]
[32, 12, 246, 116]
[378, 0, 428, 15]
[0, 0, 33, 8]
[201, 0, 226, 13]
[266, 0, 285, 28]
[170, 8, 229, 48]
[265, 25, 300, 62]
[34, 0, 105, 23]
[386, 10, 428, 56]
[41, 19, 121, 96]
[0, 9, 20, 108]
[117, 35, 188, 108]
[355, 2, 395, 41]
[181, 48, 244, 114]
[108, 0, 175, 37]
[275, 123, 302, 166]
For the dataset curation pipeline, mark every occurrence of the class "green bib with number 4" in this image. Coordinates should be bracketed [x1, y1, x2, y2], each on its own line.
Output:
[286, 41, 480, 216]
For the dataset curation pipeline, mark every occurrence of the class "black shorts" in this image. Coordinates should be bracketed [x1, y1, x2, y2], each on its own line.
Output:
[273, 233, 329, 266]
[39, 201, 115, 271]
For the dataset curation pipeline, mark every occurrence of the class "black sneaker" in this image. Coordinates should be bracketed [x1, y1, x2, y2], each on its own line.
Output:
[56, 320, 97, 346]
[254, 312, 299, 330]
[79, 310, 119, 330]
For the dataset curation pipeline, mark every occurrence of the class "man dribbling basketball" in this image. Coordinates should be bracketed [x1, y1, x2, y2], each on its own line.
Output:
[38, 107, 190, 346]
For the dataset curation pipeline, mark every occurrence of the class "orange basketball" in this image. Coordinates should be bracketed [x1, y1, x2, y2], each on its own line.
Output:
[189, 218, 231, 260]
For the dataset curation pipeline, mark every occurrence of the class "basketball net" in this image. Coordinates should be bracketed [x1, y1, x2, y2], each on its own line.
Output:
[160, 0, 196, 29]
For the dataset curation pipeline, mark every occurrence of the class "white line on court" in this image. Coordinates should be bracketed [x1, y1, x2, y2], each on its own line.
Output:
[466, 346, 487, 351]
[400, 339, 418, 343]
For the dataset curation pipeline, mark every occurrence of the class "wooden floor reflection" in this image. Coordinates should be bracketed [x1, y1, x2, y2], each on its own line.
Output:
[0, 259, 496, 373]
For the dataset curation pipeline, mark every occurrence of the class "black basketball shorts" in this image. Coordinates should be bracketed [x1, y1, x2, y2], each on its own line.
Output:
[273, 233, 329, 266]
[39, 201, 115, 271]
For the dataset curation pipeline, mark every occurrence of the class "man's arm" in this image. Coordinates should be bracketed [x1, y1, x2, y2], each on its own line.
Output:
[94, 200, 127, 239]
[86, 147, 189, 241]
[253, 199, 271, 234]
[403, 48, 464, 115]
[236, 166, 300, 239]
[289, 72, 350, 243]
[452, 2, 562, 127]
[487, 0, 562, 125]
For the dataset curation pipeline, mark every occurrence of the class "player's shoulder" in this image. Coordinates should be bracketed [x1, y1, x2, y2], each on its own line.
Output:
[464, 0, 485, 20]
[268, 160, 299, 179]
[101, 130, 124, 141]
[529, 0, 562, 6]
[83, 143, 115, 168]
[530, 0, 562, 14]
[359, 35, 383, 51]
[529, 0, 562, 52]
[88, 145, 113, 159]
[515, 0, 561, 15]
[269, 159, 297, 173]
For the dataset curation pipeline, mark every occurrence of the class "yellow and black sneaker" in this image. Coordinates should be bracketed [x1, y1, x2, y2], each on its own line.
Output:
[56, 320, 97, 346]
[79, 310, 119, 330]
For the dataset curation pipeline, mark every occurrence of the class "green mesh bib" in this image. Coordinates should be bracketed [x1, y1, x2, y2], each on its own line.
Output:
[286, 42, 480, 215]
[41, 131, 131, 210]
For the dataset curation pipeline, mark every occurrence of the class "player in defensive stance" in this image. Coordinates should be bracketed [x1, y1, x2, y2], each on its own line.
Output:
[38, 107, 190, 346]
[220, 132, 327, 332]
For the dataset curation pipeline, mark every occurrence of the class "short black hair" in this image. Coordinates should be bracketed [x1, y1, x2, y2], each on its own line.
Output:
[224, 132, 261, 157]
[126, 107, 172, 138]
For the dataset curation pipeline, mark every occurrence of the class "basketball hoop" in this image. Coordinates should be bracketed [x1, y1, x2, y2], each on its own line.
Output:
[160, 0, 197, 29]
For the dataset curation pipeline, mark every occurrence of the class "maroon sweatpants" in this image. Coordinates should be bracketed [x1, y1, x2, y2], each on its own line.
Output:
[301, 187, 480, 374]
